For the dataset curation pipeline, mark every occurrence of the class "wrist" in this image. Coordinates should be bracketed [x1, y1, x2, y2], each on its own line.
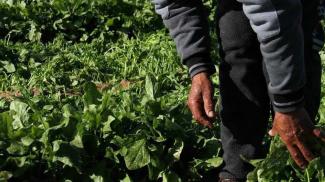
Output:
[192, 72, 211, 82]
[274, 108, 310, 126]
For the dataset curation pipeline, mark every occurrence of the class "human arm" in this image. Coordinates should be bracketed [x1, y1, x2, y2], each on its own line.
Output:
[152, 0, 216, 77]
[237, 0, 325, 168]
[152, 0, 217, 126]
[237, 0, 305, 113]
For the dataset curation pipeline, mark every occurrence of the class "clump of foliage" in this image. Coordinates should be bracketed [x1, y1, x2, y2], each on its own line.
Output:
[0, 0, 324, 181]
[0, 0, 162, 42]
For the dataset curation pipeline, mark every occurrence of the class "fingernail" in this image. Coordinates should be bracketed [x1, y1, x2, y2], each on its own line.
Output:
[268, 130, 274, 136]
[208, 111, 214, 117]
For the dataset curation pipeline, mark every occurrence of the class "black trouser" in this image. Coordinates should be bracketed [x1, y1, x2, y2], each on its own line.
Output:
[216, 0, 322, 179]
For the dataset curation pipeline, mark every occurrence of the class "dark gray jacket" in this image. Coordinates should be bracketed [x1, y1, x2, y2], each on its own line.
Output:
[153, 0, 307, 113]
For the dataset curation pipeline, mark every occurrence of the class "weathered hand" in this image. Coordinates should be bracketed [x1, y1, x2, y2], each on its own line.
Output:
[187, 72, 216, 128]
[269, 108, 325, 168]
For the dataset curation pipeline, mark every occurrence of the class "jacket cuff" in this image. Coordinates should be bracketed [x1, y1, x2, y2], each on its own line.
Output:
[185, 54, 216, 78]
[272, 88, 305, 113]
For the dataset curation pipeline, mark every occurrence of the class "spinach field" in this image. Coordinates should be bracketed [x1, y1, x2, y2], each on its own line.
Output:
[0, 0, 324, 181]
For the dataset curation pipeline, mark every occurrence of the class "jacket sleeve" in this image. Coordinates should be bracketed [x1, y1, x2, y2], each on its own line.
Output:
[237, 0, 306, 113]
[152, 0, 216, 78]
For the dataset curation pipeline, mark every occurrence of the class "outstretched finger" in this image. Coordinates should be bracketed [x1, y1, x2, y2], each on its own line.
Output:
[313, 128, 325, 143]
[286, 144, 308, 169]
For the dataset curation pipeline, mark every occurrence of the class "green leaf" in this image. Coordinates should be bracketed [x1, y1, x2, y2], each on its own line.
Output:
[43, 105, 54, 111]
[70, 134, 83, 149]
[54, 155, 74, 167]
[102, 115, 115, 133]
[0, 100, 5, 109]
[148, 163, 161, 180]
[6, 142, 26, 156]
[305, 157, 325, 181]
[21, 136, 34, 146]
[145, 76, 155, 100]
[52, 141, 83, 169]
[201, 138, 221, 158]
[83, 82, 101, 106]
[162, 171, 181, 182]
[124, 139, 150, 170]
[0, 171, 13, 181]
[28, 23, 42, 42]
[0, 112, 12, 138]
[120, 174, 132, 182]
[6, 156, 28, 168]
[248, 137, 291, 182]
[90, 174, 104, 182]
[10, 100, 29, 130]
[247, 159, 264, 168]
[168, 138, 183, 161]
[4, 63, 16, 73]
[105, 147, 119, 163]
[63, 104, 75, 118]
[205, 157, 223, 168]
[0, 141, 7, 150]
